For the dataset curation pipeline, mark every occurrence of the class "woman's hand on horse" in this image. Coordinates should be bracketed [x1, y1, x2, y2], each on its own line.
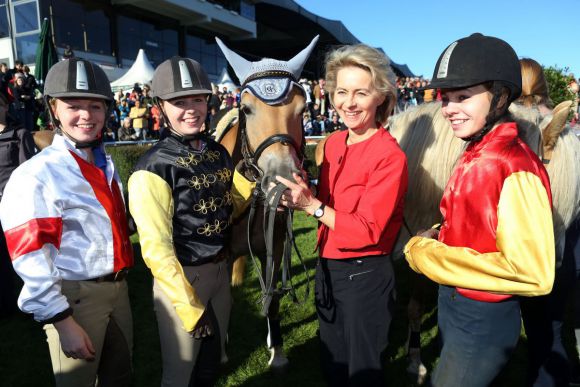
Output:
[275, 172, 318, 213]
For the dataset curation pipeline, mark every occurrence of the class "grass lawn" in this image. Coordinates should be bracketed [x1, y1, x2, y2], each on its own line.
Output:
[0, 211, 575, 386]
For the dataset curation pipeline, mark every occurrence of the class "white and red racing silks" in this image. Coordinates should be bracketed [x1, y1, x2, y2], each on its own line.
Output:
[0, 134, 133, 322]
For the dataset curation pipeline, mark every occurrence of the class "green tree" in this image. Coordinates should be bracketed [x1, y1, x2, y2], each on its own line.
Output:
[543, 65, 576, 106]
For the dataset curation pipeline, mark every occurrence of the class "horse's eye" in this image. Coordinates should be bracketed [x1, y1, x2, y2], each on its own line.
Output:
[241, 105, 252, 115]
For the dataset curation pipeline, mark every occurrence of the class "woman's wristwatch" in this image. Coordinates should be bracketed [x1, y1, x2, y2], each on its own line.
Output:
[313, 203, 326, 219]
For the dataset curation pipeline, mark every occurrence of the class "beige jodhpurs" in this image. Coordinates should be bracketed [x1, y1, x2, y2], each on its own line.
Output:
[153, 260, 231, 387]
[44, 279, 133, 387]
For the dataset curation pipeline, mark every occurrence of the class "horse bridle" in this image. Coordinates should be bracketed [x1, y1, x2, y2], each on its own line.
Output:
[236, 90, 309, 314]
[238, 109, 305, 182]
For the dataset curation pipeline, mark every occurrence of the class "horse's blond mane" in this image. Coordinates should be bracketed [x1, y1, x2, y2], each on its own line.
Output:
[545, 127, 580, 253]
[214, 108, 239, 142]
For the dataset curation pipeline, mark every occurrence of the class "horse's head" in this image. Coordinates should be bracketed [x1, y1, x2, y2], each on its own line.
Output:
[239, 84, 306, 191]
[216, 36, 319, 192]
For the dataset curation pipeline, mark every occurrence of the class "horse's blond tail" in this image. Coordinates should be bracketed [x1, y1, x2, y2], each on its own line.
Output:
[231, 255, 247, 286]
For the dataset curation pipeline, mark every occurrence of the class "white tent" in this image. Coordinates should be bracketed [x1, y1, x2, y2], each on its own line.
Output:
[110, 49, 155, 91]
[217, 67, 238, 92]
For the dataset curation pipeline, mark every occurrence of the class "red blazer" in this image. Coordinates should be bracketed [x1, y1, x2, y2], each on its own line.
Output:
[317, 128, 408, 259]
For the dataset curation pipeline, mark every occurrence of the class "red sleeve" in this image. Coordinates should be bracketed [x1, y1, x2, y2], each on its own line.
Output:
[333, 151, 407, 249]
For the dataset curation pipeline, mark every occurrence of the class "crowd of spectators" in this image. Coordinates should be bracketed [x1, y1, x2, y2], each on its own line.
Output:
[1, 58, 579, 142]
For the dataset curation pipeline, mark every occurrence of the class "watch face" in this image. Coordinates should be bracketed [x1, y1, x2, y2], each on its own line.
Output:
[314, 208, 323, 218]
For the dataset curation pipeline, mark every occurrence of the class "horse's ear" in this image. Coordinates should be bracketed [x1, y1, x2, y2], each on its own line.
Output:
[543, 100, 573, 151]
[287, 35, 320, 80]
[215, 37, 252, 85]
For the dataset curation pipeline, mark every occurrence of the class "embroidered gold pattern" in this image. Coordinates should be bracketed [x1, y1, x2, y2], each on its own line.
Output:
[197, 219, 229, 236]
[204, 150, 221, 162]
[186, 168, 231, 191]
[192, 193, 233, 214]
[176, 150, 221, 168]
[176, 152, 202, 168]
[215, 168, 232, 183]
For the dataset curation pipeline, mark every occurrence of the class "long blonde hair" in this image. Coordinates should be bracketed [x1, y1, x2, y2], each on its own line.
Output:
[518, 58, 552, 109]
[324, 44, 396, 125]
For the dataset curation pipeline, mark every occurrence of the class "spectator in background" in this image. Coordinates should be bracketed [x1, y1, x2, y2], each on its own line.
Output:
[22, 66, 37, 91]
[141, 85, 153, 107]
[12, 73, 35, 131]
[299, 78, 313, 111]
[303, 111, 313, 136]
[414, 80, 424, 104]
[105, 112, 119, 142]
[149, 104, 163, 139]
[114, 90, 124, 103]
[118, 98, 131, 122]
[327, 114, 346, 132]
[209, 84, 221, 113]
[5, 60, 23, 84]
[1, 63, 9, 84]
[62, 44, 74, 60]
[422, 80, 435, 103]
[313, 77, 329, 116]
[118, 117, 137, 141]
[129, 99, 149, 140]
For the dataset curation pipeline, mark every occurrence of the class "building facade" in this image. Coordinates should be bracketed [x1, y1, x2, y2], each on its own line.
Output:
[0, 0, 414, 83]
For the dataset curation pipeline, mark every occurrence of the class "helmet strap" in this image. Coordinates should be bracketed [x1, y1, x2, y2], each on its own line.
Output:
[45, 96, 109, 149]
[157, 97, 208, 147]
[463, 82, 510, 143]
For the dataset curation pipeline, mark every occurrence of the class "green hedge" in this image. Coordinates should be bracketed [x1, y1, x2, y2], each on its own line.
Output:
[107, 145, 152, 191]
[107, 142, 321, 191]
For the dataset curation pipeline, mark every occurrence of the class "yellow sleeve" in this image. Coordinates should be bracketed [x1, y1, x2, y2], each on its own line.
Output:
[405, 171, 555, 296]
[230, 169, 255, 219]
[128, 170, 205, 332]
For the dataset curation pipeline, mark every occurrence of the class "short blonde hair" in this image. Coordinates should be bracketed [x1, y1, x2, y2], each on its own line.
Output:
[324, 44, 397, 124]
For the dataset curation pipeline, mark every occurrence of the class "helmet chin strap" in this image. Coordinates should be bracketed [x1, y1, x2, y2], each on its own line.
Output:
[45, 97, 107, 149]
[157, 97, 208, 146]
[463, 83, 509, 143]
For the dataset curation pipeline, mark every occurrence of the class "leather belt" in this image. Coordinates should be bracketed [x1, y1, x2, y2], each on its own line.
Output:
[87, 268, 129, 283]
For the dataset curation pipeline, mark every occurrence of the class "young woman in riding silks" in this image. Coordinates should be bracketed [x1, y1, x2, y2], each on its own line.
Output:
[127, 57, 253, 387]
[277, 44, 408, 386]
[404, 33, 555, 387]
[0, 58, 134, 387]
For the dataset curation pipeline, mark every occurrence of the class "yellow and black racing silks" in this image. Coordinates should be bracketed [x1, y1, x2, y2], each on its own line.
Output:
[128, 133, 254, 331]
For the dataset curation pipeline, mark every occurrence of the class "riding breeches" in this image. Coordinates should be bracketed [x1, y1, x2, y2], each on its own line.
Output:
[153, 260, 231, 387]
[44, 279, 133, 387]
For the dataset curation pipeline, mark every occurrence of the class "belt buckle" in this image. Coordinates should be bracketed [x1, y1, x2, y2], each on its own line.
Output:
[114, 268, 127, 281]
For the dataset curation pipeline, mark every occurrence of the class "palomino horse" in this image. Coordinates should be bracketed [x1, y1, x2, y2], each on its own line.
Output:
[215, 36, 318, 368]
[315, 100, 580, 382]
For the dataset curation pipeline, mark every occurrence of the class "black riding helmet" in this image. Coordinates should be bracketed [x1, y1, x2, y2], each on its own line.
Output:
[44, 58, 113, 148]
[428, 33, 522, 141]
[151, 56, 212, 142]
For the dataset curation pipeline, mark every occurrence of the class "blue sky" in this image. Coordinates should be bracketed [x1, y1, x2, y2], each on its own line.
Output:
[294, 0, 579, 79]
